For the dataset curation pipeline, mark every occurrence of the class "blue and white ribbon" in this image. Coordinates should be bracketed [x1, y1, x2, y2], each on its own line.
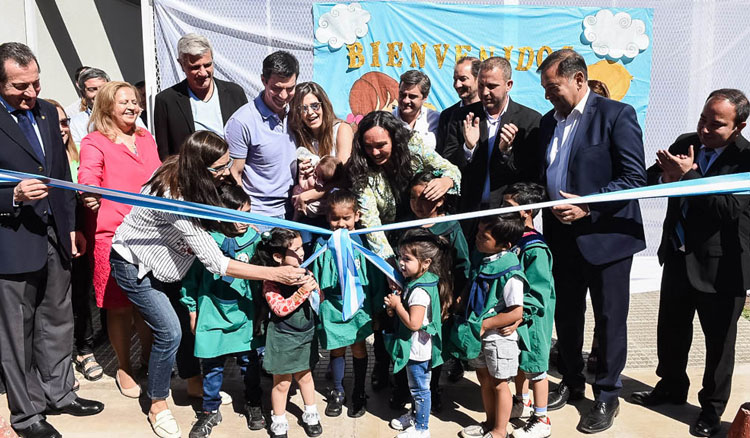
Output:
[3, 168, 750, 321]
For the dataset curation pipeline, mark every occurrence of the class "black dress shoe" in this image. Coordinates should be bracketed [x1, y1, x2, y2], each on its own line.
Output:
[630, 389, 687, 407]
[690, 417, 721, 437]
[577, 400, 619, 434]
[48, 397, 104, 416]
[548, 381, 585, 411]
[14, 419, 62, 438]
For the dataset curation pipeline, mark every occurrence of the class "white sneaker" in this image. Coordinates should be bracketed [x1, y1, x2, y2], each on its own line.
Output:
[390, 412, 415, 431]
[219, 390, 232, 405]
[512, 415, 551, 438]
[397, 426, 430, 438]
[460, 422, 489, 438]
[510, 396, 533, 419]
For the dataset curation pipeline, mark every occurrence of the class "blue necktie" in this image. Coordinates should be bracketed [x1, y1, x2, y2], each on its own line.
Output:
[13, 110, 45, 163]
[699, 148, 716, 174]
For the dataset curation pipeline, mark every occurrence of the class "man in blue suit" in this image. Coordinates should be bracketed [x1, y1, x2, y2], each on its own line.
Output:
[0, 42, 103, 438]
[533, 49, 646, 433]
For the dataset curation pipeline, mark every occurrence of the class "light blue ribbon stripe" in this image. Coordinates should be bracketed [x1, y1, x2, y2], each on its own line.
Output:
[351, 172, 750, 235]
[3, 167, 750, 320]
[0, 169, 332, 236]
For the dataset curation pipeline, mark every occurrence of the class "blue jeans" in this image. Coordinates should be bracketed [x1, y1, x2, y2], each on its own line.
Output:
[202, 350, 263, 412]
[110, 251, 181, 400]
[406, 360, 431, 431]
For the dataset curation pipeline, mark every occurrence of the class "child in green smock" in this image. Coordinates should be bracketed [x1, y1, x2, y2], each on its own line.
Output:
[253, 228, 322, 438]
[180, 183, 265, 438]
[408, 170, 471, 411]
[453, 213, 528, 438]
[502, 183, 556, 438]
[310, 190, 383, 418]
[384, 229, 454, 438]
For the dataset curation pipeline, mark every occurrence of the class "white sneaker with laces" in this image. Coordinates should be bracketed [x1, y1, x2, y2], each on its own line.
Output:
[510, 396, 533, 419]
[390, 412, 415, 431]
[396, 426, 430, 438]
[512, 415, 552, 438]
[460, 422, 489, 438]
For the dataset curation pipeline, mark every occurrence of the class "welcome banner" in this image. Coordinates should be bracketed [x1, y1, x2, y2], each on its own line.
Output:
[312, 2, 653, 126]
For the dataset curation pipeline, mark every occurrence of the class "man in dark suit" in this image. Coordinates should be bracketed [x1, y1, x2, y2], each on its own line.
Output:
[436, 56, 480, 155]
[631, 89, 750, 437]
[442, 56, 541, 216]
[533, 49, 647, 433]
[0, 42, 103, 438]
[153, 33, 248, 159]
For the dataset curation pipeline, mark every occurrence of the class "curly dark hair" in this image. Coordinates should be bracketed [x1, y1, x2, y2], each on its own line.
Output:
[347, 111, 417, 206]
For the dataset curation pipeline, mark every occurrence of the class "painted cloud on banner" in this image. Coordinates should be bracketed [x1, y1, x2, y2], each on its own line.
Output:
[315, 3, 371, 50]
[583, 10, 650, 60]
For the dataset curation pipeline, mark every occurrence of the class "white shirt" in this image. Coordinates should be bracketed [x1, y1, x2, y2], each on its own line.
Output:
[546, 89, 591, 201]
[482, 276, 525, 342]
[407, 287, 433, 362]
[463, 99, 510, 203]
[393, 106, 440, 151]
[189, 83, 224, 135]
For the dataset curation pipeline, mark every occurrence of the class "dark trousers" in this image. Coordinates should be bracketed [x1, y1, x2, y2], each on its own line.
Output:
[165, 283, 201, 380]
[71, 255, 94, 355]
[552, 243, 632, 403]
[201, 350, 262, 412]
[0, 227, 76, 428]
[655, 252, 745, 422]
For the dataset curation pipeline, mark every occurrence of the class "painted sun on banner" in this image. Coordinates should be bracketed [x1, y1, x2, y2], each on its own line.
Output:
[312, 2, 653, 128]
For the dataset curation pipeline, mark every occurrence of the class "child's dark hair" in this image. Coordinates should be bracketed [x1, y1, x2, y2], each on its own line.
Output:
[478, 212, 525, 246]
[504, 182, 547, 218]
[409, 168, 456, 214]
[325, 188, 359, 214]
[250, 228, 301, 267]
[217, 181, 251, 211]
[398, 228, 453, 320]
[216, 182, 251, 237]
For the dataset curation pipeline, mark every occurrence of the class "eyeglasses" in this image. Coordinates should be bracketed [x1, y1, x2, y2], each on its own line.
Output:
[300, 102, 321, 113]
[59, 118, 71, 127]
[207, 157, 233, 173]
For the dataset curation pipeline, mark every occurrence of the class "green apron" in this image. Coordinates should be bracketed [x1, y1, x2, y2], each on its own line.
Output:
[311, 236, 383, 350]
[445, 251, 529, 361]
[263, 283, 319, 375]
[384, 271, 444, 374]
[516, 232, 557, 373]
[179, 229, 262, 358]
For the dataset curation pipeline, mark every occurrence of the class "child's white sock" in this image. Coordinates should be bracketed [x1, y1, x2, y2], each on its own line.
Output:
[270, 413, 288, 434]
[302, 404, 320, 425]
[522, 392, 531, 404]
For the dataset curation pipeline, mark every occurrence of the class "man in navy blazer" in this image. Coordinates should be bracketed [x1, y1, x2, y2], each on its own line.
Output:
[0, 42, 103, 438]
[633, 89, 750, 437]
[533, 50, 646, 433]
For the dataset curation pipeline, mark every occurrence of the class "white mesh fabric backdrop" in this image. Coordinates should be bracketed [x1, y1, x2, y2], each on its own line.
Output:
[152, 0, 750, 292]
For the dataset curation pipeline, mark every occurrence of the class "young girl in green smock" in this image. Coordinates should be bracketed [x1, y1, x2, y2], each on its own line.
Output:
[310, 190, 384, 418]
[408, 170, 471, 409]
[384, 229, 454, 438]
[180, 183, 266, 438]
[253, 228, 322, 438]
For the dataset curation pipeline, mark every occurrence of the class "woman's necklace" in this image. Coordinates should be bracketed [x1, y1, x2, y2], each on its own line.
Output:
[116, 131, 137, 155]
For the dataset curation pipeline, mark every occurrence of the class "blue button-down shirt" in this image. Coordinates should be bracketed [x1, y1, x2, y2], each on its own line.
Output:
[225, 92, 297, 217]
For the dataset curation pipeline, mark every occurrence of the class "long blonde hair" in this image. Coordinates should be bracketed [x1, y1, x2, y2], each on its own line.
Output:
[88, 81, 144, 141]
[45, 98, 78, 163]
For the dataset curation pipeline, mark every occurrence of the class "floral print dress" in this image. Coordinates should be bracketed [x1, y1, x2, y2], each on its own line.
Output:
[357, 135, 461, 259]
